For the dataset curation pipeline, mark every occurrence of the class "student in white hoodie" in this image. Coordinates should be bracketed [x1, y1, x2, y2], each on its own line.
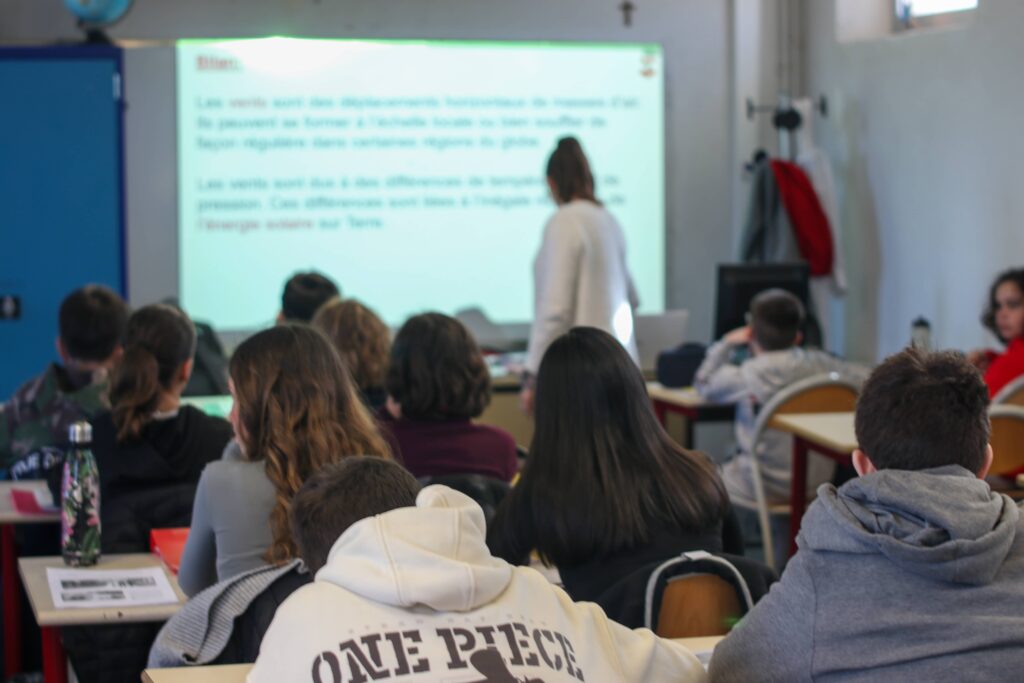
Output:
[249, 457, 706, 683]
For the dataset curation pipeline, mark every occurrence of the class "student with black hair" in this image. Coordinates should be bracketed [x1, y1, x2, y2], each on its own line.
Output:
[710, 348, 1024, 681]
[695, 288, 868, 505]
[0, 284, 128, 471]
[277, 270, 339, 323]
[246, 457, 707, 682]
[522, 136, 640, 413]
[64, 304, 233, 683]
[380, 312, 518, 482]
[489, 327, 739, 626]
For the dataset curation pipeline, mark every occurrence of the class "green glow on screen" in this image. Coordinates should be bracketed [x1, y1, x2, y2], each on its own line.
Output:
[177, 37, 665, 330]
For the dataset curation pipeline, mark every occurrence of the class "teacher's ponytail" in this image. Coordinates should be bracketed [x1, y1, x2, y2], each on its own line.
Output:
[109, 304, 197, 443]
[546, 136, 600, 205]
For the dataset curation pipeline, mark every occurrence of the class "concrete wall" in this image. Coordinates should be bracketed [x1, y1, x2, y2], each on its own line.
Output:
[804, 0, 1022, 361]
[1, 0, 767, 343]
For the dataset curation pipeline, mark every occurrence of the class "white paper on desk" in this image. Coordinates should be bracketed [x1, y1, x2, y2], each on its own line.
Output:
[46, 566, 178, 609]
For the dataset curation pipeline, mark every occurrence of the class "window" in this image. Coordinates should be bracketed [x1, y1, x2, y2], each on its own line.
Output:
[897, 0, 977, 17]
[896, 1, 978, 29]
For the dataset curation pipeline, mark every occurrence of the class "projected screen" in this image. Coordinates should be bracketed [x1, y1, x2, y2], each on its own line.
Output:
[177, 38, 665, 329]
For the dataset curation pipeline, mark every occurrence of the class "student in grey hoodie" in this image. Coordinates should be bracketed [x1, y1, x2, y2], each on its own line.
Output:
[710, 347, 1024, 682]
[695, 288, 868, 503]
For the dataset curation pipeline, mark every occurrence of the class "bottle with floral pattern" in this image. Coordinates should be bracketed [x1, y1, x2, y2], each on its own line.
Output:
[61, 421, 101, 567]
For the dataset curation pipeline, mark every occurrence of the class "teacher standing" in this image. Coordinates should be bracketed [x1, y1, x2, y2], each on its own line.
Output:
[522, 137, 640, 411]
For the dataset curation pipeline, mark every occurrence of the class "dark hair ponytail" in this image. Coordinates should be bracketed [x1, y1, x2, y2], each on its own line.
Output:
[546, 136, 599, 205]
[109, 304, 196, 442]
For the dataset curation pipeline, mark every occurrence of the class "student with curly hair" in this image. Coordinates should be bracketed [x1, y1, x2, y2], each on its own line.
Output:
[312, 297, 391, 410]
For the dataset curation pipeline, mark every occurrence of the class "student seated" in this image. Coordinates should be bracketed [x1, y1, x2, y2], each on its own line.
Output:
[969, 266, 1024, 398]
[91, 304, 233, 552]
[249, 457, 708, 682]
[177, 324, 390, 597]
[379, 312, 518, 482]
[277, 270, 339, 323]
[1, 284, 128, 472]
[64, 304, 233, 683]
[695, 288, 867, 504]
[312, 297, 391, 410]
[709, 348, 1024, 681]
[488, 327, 744, 627]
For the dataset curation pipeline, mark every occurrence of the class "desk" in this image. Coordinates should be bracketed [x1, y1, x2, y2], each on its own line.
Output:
[647, 383, 736, 449]
[769, 412, 857, 558]
[138, 637, 726, 682]
[478, 374, 534, 448]
[0, 481, 61, 677]
[19, 553, 186, 683]
[142, 664, 251, 683]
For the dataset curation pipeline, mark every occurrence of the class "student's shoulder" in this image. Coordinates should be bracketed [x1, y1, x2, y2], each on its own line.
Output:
[471, 422, 517, 448]
[178, 405, 233, 445]
[198, 453, 267, 491]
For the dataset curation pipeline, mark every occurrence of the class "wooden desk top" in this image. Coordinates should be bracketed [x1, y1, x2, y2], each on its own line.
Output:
[673, 635, 724, 652]
[646, 382, 708, 407]
[141, 664, 251, 683]
[19, 553, 185, 626]
[0, 481, 62, 525]
[770, 412, 857, 454]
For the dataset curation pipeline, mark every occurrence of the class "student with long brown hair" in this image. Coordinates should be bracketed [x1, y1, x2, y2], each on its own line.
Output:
[522, 136, 640, 413]
[178, 324, 390, 596]
[489, 327, 741, 627]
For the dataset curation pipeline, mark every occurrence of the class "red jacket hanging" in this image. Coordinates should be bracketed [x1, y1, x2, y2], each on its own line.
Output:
[770, 160, 834, 276]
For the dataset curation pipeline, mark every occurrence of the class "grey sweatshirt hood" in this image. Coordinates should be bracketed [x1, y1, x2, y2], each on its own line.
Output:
[801, 465, 1019, 585]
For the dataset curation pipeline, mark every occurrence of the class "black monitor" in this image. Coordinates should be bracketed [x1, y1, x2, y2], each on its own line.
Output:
[713, 263, 811, 341]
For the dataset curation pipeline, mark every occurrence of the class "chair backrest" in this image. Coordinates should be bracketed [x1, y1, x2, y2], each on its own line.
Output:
[656, 574, 742, 638]
[988, 406, 1024, 476]
[644, 551, 762, 639]
[992, 375, 1024, 407]
[750, 371, 862, 447]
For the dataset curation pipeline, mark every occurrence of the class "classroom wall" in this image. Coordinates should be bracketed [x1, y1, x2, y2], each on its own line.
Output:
[803, 0, 1024, 361]
[1, 0, 782, 344]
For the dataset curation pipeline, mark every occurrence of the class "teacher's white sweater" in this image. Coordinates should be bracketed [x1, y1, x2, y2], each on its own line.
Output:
[248, 486, 705, 683]
[526, 200, 640, 373]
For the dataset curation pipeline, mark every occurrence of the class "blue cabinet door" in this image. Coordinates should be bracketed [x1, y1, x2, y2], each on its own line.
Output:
[0, 47, 125, 397]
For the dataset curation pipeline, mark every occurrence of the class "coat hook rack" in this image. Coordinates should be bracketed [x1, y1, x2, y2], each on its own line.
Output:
[745, 95, 828, 123]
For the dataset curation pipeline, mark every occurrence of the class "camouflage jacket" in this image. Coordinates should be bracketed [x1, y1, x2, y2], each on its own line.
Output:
[0, 364, 108, 470]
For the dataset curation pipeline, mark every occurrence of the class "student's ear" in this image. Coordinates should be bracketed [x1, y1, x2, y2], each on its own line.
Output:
[178, 358, 194, 387]
[275, 311, 286, 325]
[385, 396, 402, 420]
[977, 444, 994, 480]
[103, 345, 124, 368]
[55, 337, 70, 365]
[852, 449, 877, 477]
[793, 331, 804, 347]
[546, 177, 561, 204]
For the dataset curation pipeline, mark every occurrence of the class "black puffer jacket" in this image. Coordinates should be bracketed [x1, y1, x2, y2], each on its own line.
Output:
[62, 406, 231, 683]
[213, 567, 313, 664]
